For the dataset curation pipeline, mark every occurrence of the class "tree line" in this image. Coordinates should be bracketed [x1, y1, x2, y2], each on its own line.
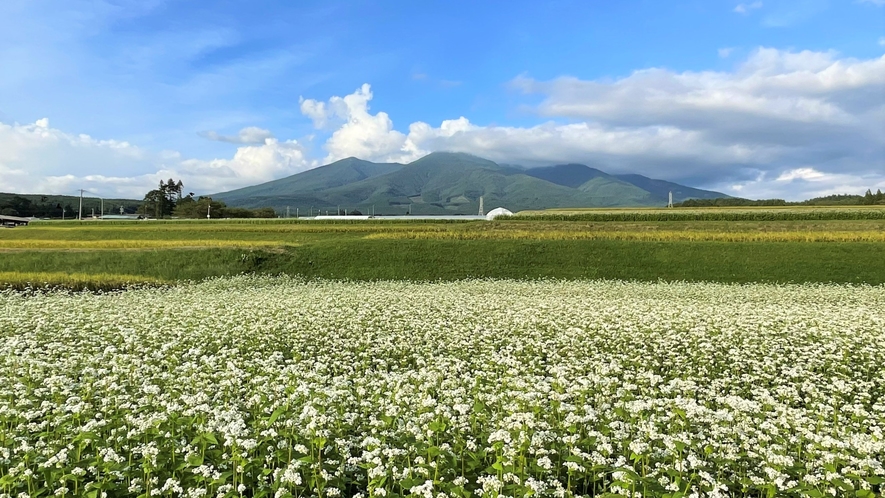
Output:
[140, 179, 276, 219]
[0, 194, 139, 218]
[675, 190, 885, 208]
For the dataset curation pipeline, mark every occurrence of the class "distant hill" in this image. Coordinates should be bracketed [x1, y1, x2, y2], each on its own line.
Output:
[212, 152, 729, 214]
[0, 192, 141, 218]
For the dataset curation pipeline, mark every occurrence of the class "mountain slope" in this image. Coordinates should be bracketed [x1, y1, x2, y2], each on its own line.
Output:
[211, 152, 727, 213]
[614, 174, 728, 202]
[524, 164, 656, 205]
[522, 163, 609, 189]
[214, 157, 403, 204]
[303, 152, 628, 213]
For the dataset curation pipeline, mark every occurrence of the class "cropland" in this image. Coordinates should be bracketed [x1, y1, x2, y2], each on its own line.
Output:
[2, 206, 884, 497]
[1, 277, 883, 497]
[1, 206, 885, 289]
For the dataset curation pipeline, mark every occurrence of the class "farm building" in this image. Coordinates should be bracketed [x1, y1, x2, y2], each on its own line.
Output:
[0, 215, 31, 227]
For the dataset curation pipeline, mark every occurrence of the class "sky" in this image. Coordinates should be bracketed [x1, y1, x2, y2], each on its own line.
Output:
[0, 0, 883, 201]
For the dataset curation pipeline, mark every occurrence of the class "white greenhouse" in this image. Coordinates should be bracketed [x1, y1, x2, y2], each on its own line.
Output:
[485, 207, 513, 220]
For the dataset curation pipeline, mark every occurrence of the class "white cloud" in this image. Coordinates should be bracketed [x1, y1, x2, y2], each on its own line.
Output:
[505, 48, 884, 192]
[4, 48, 883, 202]
[296, 48, 883, 200]
[776, 168, 826, 181]
[718, 47, 734, 58]
[0, 118, 313, 198]
[730, 168, 885, 200]
[734, 2, 763, 14]
[879, 37, 885, 47]
[299, 84, 415, 163]
[199, 126, 275, 144]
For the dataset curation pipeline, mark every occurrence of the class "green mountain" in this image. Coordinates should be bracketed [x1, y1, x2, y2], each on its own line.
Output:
[216, 157, 403, 200]
[212, 152, 727, 214]
[521, 163, 609, 188]
[523, 164, 656, 205]
[613, 174, 727, 202]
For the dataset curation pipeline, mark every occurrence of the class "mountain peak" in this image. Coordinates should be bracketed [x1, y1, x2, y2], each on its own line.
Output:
[213, 153, 728, 213]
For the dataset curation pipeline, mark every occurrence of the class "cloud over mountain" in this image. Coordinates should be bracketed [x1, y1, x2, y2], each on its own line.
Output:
[1, 48, 882, 201]
[293, 48, 884, 199]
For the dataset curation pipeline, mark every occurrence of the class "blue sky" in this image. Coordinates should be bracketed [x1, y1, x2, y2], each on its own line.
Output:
[1, 0, 883, 200]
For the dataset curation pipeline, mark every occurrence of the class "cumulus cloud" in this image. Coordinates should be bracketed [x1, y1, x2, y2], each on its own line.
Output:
[299, 84, 416, 163]
[199, 126, 275, 144]
[504, 48, 884, 193]
[296, 48, 883, 200]
[0, 118, 313, 198]
[5, 47, 883, 202]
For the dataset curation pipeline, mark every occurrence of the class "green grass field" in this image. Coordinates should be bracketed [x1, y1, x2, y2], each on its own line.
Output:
[2, 209, 884, 289]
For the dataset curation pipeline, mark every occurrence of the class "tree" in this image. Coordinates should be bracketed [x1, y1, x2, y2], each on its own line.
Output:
[141, 178, 184, 218]
[172, 196, 225, 219]
[2, 195, 33, 216]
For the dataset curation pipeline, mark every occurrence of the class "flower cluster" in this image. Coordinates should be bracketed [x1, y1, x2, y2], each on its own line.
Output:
[1, 276, 883, 497]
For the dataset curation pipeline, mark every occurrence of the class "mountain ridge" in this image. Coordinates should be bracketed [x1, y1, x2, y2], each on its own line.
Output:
[213, 152, 728, 214]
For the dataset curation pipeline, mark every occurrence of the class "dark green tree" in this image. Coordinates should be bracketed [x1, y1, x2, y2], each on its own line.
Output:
[141, 179, 184, 218]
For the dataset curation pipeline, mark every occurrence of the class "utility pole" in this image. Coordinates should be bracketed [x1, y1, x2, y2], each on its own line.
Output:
[207, 203, 211, 219]
[78, 189, 85, 220]
[296, 208, 298, 218]
[286, 206, 290, 218]
[668, 191, 673, 208]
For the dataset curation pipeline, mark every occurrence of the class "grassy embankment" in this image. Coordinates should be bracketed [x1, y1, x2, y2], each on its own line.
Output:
[1, 206, 884, 289]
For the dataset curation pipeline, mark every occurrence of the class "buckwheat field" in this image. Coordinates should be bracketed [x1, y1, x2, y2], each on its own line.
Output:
[1, 277, 883, 498]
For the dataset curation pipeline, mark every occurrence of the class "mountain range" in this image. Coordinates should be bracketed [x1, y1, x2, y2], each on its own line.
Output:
[213, 152, 728, 214]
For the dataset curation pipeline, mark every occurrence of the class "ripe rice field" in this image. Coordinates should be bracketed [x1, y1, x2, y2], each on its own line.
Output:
[1, 277, 883, 497]
[3, 217, 885, 248]
[2, 216, 885, 288]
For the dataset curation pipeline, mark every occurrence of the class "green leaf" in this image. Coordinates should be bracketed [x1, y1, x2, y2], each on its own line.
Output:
[267, 406, 287, 426]
[833, 479, 855, 492]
